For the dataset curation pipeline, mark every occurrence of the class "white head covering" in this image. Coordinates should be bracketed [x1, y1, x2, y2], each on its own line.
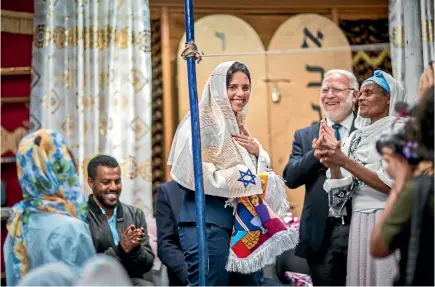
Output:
[168, 61, 264, 198]
[18, 263, 76, 286]
[76, 255, 132, 286]
[355, 70, 406, 129]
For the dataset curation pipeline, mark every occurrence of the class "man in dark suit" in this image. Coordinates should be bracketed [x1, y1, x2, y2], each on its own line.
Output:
[283, 70, 359, 286]
[156, 181, 188, 286]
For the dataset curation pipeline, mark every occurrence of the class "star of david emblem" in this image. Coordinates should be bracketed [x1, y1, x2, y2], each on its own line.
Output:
[237, 168, 256, 188]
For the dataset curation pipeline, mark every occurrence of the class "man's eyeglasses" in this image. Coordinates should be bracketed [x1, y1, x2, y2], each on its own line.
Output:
[320, 87, 354, 95]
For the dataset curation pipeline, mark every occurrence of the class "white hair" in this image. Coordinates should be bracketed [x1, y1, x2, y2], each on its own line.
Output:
[323, 69, 359, 90]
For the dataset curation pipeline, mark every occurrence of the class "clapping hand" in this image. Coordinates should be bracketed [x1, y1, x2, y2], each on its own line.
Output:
[120, 225, 144, 253]
[312, 120, 342, 168]
[314, 120, 340, 150]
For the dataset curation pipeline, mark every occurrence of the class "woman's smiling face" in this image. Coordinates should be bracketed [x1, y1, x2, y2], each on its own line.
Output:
[227, 71, 251, 113]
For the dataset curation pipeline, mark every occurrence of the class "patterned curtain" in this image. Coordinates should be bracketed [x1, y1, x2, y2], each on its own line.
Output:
[389, 0, 434, 105]
[29, 0, 153, 215]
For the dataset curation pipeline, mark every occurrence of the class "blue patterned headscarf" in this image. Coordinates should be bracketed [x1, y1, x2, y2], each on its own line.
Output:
[6, 129, 87, 282]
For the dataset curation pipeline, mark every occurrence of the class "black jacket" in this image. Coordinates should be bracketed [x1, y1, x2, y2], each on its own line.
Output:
[156, 181, 188, 286]
[283, 120, 355, 258]
[402, 175, 434, 286]
[87, 195, 155, 279]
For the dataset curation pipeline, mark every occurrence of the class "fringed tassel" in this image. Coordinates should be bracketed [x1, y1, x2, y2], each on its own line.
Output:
[1, 10, 34, 35]
[226, 228, 299, 274]
[264, 172, 289, 218]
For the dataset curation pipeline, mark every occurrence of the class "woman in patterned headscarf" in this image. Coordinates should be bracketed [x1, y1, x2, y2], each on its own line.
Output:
[3, 129, 96, 286]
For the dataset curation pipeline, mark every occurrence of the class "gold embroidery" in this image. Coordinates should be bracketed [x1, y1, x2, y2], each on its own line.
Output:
[139, 160, 152, 181]
[41, 89, 61, 114]
[115, 27, 131, 49]
[422, 20, 434, 42]
[61, 116, 76, 139]
[98, 115, 112, 136]
[130, 116, 150, 141]
[33, 25, 151, 51]
[133, 30, 151, 52]
[132, 68, 147, 94]
[59, 69, 73, 90]
[391, 25, 404, 48]
[78, 96, 96, 111]
[113, 93, 129, 110]
[120, 156, 139, 179]
[54, 27, 67, 49]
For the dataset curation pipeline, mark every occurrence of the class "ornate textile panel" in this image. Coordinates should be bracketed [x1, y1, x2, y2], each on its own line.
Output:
[340, 20, 392, 84]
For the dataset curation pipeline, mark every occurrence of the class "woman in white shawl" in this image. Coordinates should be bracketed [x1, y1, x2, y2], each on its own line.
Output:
[168, 61, 294, 286]
[313, 70, 406, 286]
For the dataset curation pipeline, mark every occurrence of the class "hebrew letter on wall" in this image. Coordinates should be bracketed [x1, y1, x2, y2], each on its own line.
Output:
[306, 65, 325, 87]
[311, 103, 323, 124]
[215, 31, 226, 50]
[301, 28, 323, 48]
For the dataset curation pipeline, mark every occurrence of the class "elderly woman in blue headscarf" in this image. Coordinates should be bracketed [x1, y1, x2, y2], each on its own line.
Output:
[313, 70, 407, 285]
[3, 129, 96, 286]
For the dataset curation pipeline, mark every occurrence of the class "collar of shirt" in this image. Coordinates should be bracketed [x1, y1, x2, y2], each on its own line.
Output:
[99, 206, 118, 221]
[326, 112, 354, 132]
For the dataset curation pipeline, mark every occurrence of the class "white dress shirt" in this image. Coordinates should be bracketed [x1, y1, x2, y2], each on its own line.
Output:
[326, 112, 355, 145]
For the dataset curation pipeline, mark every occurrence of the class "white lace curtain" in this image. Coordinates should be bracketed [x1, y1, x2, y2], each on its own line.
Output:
[389, 0, 434, 105]
[29, 0, 153, 215]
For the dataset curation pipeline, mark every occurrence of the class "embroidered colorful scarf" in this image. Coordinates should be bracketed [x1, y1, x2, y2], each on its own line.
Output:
[226, 172, 298, 274]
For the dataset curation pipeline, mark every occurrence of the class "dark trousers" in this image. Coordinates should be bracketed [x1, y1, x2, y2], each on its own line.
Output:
[307, 220, 350, 286]
[179, 223, 269, 286]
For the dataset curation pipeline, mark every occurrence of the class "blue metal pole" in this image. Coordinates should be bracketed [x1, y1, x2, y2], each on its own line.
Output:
[183, 0, 208, 285]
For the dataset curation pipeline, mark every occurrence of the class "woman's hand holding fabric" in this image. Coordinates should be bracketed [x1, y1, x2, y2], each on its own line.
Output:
[232, 125, 260, 157]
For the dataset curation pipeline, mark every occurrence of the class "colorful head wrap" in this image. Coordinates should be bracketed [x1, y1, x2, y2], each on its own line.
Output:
[6, 129, 87, 282]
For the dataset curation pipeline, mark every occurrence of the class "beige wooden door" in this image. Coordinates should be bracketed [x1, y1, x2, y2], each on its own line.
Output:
[266, 14, 352, 216]
[176, 15, 270, 151]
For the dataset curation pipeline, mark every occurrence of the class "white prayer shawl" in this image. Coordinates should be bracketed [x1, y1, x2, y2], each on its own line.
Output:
[168, 61, 269, 198]
[324, 70, 407, 213]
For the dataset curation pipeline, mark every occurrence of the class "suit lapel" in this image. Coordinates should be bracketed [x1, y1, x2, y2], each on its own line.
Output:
[311, 122, 321, 147]
[349, 112, 357, 134]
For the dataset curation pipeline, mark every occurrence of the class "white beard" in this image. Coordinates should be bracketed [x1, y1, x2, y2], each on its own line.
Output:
[321, 92, 353, 123]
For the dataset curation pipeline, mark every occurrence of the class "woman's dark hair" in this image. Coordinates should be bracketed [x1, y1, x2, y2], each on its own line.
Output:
[376, 89, 434, 163]
[412, 88, 434, 155]
[226, 62, 251, 88]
